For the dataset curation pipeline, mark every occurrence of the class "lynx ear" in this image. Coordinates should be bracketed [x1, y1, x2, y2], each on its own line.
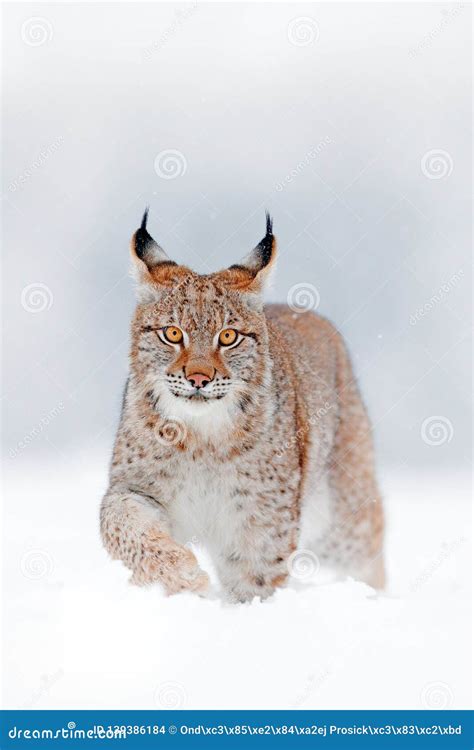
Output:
[131, 208, 174, 270]
[130, 209, 179, 299]
[215, 212, 276, 298]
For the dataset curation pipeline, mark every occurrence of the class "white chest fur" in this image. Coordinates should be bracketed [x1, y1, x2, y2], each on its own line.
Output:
[167, 459, 243, 555]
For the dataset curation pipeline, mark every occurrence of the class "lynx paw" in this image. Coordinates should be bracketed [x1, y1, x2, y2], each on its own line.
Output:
[130, 530, 210, 595]
[225, 580, 278, 604]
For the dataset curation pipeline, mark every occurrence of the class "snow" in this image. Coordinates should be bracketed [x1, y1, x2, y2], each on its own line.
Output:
[2, 449, 471, 710]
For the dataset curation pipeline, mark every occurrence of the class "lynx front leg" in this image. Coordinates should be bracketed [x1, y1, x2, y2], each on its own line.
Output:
[100, 489, 209, 595]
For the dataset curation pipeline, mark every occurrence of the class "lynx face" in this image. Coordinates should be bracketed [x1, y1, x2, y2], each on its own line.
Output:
[130, 211, 275, 427]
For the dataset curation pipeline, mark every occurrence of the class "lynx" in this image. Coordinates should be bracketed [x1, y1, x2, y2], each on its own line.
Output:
[100, 210, 385, 602]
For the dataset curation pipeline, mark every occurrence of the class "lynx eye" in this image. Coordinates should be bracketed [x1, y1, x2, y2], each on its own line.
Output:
[163, 326, 183, 344]
[219, 328, 238, 347]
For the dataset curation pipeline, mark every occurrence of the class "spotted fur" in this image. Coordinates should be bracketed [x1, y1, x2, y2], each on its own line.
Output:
[100, 212, 385, 601]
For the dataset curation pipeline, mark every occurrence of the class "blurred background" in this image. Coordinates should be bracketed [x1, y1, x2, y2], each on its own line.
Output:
[2, 1, 472, 472]
[2, 1, 472, 712]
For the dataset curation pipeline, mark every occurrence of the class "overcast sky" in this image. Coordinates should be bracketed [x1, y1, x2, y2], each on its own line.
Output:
[3, 2, 471, 471]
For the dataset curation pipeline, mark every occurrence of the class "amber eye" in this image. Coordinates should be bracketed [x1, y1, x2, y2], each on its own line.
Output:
[163, 326, 183, 344]
[219, 328, 238, 347]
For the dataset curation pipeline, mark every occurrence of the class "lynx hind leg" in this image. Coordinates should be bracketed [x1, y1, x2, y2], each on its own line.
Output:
[317, 342, 385, 589]
[323, 454, 386, 591]
[100, 491, 209, 595]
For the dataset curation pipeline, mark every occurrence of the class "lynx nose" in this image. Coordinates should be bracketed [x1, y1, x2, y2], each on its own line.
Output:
[186, 372, 211, 389]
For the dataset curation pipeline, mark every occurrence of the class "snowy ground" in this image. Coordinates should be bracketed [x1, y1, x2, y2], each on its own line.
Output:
[2, 449, 471, 710]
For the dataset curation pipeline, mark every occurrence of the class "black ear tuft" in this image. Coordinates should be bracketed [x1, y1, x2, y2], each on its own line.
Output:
[140, 206, 150, 231]
[259, 211, 274, 267]
[265, 211, 273, 237]
[134, 207, 156, 261]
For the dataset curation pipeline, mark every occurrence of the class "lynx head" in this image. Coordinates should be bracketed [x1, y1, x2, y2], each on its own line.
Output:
[129, 209, 276, 435]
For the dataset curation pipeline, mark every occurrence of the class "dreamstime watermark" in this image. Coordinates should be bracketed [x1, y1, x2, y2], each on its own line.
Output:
[409, 5, 465, 58]
[9, 402, 65, 459]
[293, 668, 332, 708]
[275, 138, 332, 192]
[287, 549, 320, 581]
[421, 149, 453, 180]
[155, 416, 187, 446]
[420, 681, 454, 709]
[421, 416, 453, 446]
[9, 135, 64, 192]
[154, 149, 187, 180]
[21, 282, 54, 313]
[410, 537, 466, 593]
[276, 402, 334, 459]
[287, 282, 320, 313]
[409, 269, 464, 325]
[23, 669, 64, 708]
[154, 681, 187, 708]
[287, 16, 319, 47]
[21, 16, 53, 46]
[8, 725, 126, 740]
[20, 549, 54, 580]
[143, 3, 198, 59]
